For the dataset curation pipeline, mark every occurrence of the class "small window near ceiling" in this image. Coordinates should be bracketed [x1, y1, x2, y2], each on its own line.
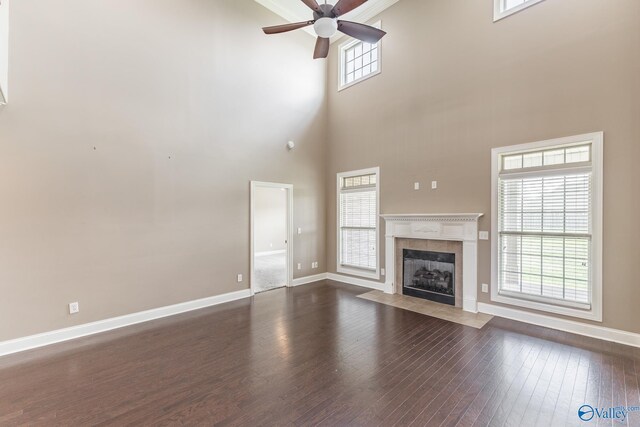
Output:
[337, 167, 380, 279]
[494, 0, 545, 21]
[338, 22, 381, 91]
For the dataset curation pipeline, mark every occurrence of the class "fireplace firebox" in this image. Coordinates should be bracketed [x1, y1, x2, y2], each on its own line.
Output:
[402, 249, 456, 305]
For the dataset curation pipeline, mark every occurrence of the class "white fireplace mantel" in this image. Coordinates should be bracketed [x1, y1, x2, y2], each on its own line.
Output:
[381, 213, 484, 313]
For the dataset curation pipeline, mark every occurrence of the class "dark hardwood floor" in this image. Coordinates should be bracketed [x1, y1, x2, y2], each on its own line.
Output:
[0, 280, 638, 426]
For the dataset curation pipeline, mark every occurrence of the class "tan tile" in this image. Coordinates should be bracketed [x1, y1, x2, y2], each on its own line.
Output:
[357, 291, 493, 329]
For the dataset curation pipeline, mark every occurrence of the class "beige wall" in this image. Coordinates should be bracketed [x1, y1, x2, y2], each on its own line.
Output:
[0, 0, 327, 341]
[327, 0, 640, 333]
[1, 0, 638, 343]
[254, 186, 287, 253]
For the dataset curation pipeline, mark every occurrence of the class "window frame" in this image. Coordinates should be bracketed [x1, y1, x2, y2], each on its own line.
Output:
[336, 167, 380, 280]
[338, 21, 382, 92]
[490, 132, 603, 321]
[493, 0, 545, 22]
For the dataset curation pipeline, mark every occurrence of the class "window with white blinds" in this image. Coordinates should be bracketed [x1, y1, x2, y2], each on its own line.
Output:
[492, 133, 603, 321]
[337, 168, 379, 278]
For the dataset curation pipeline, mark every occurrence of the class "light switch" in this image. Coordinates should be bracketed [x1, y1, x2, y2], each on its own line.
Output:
[297, 227, 302, 235]
[414, 182, 420, 190]
[482, 283, 489, 293]
[431, 181, 438, 190]
[479, 231, 489, 240]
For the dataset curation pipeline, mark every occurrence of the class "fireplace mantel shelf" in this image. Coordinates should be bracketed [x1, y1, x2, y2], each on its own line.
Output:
[381, 213, 484, 222]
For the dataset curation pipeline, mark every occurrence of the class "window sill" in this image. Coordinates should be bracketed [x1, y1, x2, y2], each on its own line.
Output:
[338, 69, 381, 92]
[491, 290, 602, 322]
[493, 0, 545, 22]
[337, 265, 380, 281]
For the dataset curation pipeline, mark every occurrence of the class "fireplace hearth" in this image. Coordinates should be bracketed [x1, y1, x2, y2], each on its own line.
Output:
[403, 249, 456, 305]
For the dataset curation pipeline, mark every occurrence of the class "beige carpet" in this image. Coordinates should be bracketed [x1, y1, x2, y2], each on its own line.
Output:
[357, 291, 493, 329]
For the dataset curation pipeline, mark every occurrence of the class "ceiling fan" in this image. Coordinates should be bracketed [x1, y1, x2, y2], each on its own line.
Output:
[262, 0, 387, 59]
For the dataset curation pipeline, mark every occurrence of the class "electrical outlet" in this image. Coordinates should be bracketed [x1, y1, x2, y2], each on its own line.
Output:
[297, 263, 302, 270]
[69, 302, 79, 314]
[482, 283, 489, 293]
[414, 182, 420, 190]
[297, 227, 302, 235]
[312, 262, 318, 269]
[479, 231, 489, 240]
[237, 274, 243, 283]
[381, 268, 386, 276]
[431, 181, 438, 190]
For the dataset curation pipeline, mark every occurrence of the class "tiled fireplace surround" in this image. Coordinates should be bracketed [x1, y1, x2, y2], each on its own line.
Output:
[381, 214, 484, 314]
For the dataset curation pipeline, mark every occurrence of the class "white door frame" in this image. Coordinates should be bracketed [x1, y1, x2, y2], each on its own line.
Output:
[250, 181, 294, 295]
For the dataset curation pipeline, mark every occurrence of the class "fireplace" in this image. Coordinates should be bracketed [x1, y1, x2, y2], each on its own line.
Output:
[403, 249, 456, 305]
[382, 213, 483, 313]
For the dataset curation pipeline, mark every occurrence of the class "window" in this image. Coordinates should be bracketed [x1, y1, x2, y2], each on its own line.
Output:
[494, 0, 544, 21]
[337, 167, 380, 279]
[491, 133, 603, 321]
[338, 22, 381, 90]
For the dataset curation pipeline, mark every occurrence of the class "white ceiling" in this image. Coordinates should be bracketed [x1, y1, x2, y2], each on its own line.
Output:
[255, 0, 400, 43]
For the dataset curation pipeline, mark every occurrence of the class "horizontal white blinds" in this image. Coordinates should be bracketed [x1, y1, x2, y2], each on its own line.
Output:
[500, 173, 591, 235]
[498, 152, 592, 305]
[340, 174, 377, 271]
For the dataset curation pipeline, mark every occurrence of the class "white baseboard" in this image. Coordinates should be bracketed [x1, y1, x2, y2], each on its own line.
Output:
[327, 273, 387, 292]
[0, 289, 252, 358]
[292, 273, 328, 287]
[478, 302, 640, 349]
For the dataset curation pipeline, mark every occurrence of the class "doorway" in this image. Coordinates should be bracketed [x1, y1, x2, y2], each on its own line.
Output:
[250, 181, 293, 294]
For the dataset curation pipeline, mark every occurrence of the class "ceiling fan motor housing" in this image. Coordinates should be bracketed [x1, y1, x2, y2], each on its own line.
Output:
[313, 3, 338, 38]
[313, 3, 335, 20]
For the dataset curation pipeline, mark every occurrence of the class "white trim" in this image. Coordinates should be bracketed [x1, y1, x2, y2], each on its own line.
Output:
[491, 132, 604, 322]
[250, 181, 294, 296]
[327, 273, 386, 292]
[0, 0, 8, 104]
[478, 303, 640, 349]
[255, 250, 286, 257]
[493, 0, 545, 22]
[336, 167, 381, 281]
[338, 21, 382, 92]
[0, 289, 252, 358]
[381, 213, 484, 222]
[292, 273, 328, 287]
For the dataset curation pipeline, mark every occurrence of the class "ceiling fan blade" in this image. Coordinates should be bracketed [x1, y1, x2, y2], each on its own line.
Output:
[331, 0, 367, 17]
[337, 20, 386, 43]
[301, 0, 322, 13]
[313, 37, 330, 59]
[263, 21, 314, 35]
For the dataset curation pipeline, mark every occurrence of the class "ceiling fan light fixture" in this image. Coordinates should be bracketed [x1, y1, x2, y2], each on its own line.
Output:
[314, 17, 337, 38]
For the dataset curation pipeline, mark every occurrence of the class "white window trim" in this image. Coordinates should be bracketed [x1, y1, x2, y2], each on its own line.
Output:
[494, 0, 545, 22]
[338, 21, 382, 92]
[337, 167, 380, 280]
[490, 132, 604, 322]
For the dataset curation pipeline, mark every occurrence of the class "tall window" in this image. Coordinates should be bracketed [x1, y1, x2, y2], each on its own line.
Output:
[338, 22, 381, 90]
[491, 133, 603, 321]
[337, 167, 380, 279]
[494, 0, 544, 21]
